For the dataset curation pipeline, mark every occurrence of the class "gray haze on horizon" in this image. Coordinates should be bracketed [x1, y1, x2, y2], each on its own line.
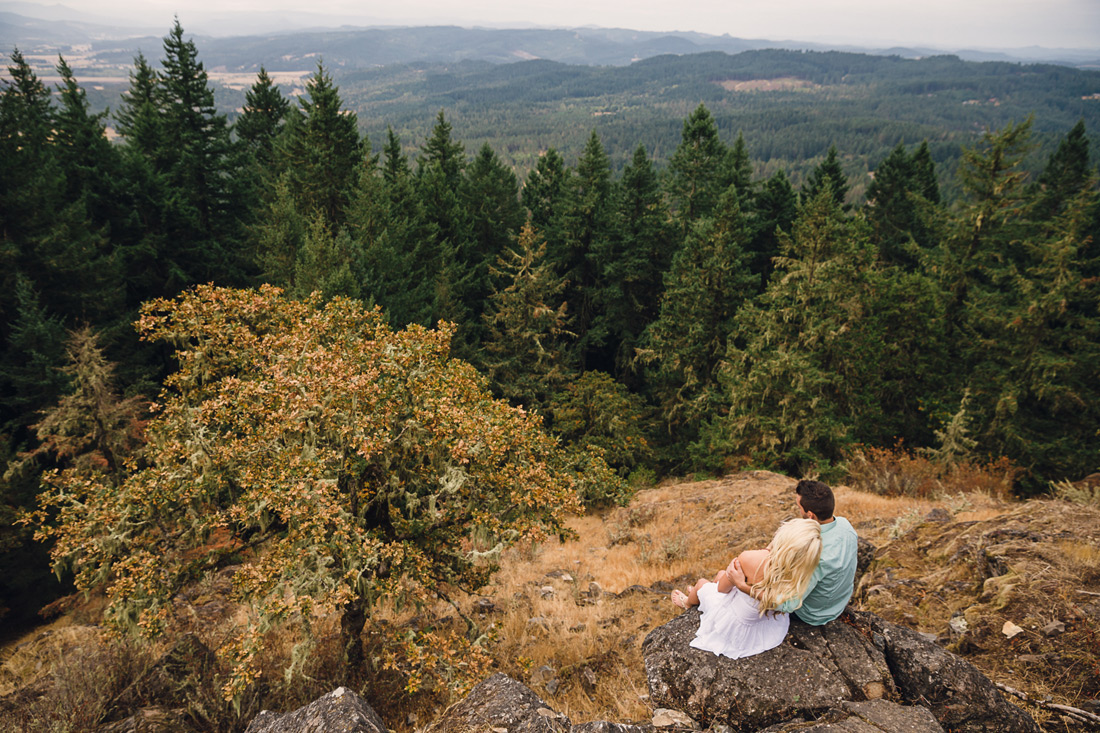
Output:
[9, 0, 1100, 50]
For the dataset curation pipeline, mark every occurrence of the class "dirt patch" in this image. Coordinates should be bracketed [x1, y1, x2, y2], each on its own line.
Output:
[716, 77, 820, 92]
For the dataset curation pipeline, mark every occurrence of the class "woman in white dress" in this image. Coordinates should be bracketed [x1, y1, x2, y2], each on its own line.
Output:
[670, 518, 821, 659]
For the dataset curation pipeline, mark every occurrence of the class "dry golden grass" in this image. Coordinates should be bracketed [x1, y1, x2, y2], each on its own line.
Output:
[392, 470, 1017, 730]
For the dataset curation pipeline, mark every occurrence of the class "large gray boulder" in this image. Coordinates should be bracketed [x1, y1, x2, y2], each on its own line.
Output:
[757, 699, 943, 732]
[847, 611, 1040, 733]
[427, 673, 570, 733]
[643, 609, 894, 730]
[644, 607, 1039, 733]
[244, 687, 387, 733]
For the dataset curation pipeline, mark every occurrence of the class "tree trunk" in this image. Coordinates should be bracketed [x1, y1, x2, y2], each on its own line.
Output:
[340, 595, 367, 678]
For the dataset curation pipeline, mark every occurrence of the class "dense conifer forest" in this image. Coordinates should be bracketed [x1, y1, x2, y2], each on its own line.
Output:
[1, 21, 1098, 643]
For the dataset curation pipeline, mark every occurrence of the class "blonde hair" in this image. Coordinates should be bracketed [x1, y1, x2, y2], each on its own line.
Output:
[753, 518, 822, 614]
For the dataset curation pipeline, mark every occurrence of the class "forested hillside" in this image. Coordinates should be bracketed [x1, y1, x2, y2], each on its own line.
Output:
[340, 50, 1100, 194]
[1, 20, 1098, 662]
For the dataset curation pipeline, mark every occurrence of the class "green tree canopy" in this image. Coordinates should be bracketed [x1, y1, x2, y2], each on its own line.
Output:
[30, 285, 582, 698]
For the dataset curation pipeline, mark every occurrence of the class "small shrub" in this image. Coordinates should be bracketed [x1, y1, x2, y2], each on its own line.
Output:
[626, 466, 657, 489]
[548, 371, 653, 476]
[626, 504, 657, 528]
[888, 508, 923, 538]
[564, 444, 634, 510]
[1051, 478, 1100, 507]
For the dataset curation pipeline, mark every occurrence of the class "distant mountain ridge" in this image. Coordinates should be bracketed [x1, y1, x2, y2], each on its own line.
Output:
[1, 3, 1098, 70]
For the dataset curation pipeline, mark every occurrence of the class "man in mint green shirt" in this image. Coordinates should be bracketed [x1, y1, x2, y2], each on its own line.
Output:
[731, 479, 858, 625]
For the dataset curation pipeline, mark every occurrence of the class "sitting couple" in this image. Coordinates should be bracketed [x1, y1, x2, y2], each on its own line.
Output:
[670, 479, 858, 659]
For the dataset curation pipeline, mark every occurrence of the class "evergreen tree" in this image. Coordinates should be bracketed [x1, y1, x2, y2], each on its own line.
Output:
[113, 52, 161, 164]
[357, 129, 438, 327]
[596, 144, 674, 380]
[0, 51, 121, 326]
[643, 185, 755, 449]
[0, 49, 60, 269]
[416, 110, 470, 327]
[710, 189, 877, 473]
[667, 103, 728, 229]
[1033, 120, 1090, 219]
[947, 120, 1100, 488]
[458, 143, 525, 349]
[252, 172, 307, 287]
[559, 130, 616, 368]
[293, 215, 362, 300]
[726, 131, 754, 201]
[522, 148, 572, 255]
[748, 169, 798, 288]
[157, 19, 243, 272]
[15, 326, 147, 481]
[481, 223, 576, 413]
[866, 142, 942, 267]
[0, 277, 69, 431]
[802, 145, 847, 208]
[53, 57, 123, 227]
[235, 67, 290, 166]
[275, 62, 364, 228]
[113, 52, 175, 306]
[910, 141, 941, 205]
[940, 119, 1033, 333]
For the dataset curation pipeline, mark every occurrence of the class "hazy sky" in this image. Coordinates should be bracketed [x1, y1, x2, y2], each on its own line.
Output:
[41, 0, 1100, 48]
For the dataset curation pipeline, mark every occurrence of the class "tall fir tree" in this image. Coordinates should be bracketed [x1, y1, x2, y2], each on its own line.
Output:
[457, 143, 525, 351]
[597, 144, 674, 381]
[726, 131, 755, 202]
[710, 188, 877, 473]
[748, 169, 798, 288]
[275, 62, 364, 228]
[522, 148, 573, 253]
[802, 145, 848, 209]
[235, 67, 290, 167]
[0, 277, 69, 432]
[642, 185, 756, 453]
[157, 19, 243, 275]
[948, 121, 1100, 488]
[416, 110, 470, 327]
[356, 128, 438, 327]
[481, 223, 576, 413]
[865, 141, 942, 267]
[113, 52, 161, 164]
[667, 103, 728, 231]
[559, 130, 617, 369]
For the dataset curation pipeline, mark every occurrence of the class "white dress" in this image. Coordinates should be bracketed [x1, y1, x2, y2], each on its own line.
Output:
[689, 582, 789, 659]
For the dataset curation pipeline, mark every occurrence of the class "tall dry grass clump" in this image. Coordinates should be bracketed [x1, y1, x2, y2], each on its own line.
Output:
[846, 442, 1018, 500]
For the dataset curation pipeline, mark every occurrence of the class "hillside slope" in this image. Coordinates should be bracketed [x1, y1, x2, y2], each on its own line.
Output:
[2, 472, 1096, 731]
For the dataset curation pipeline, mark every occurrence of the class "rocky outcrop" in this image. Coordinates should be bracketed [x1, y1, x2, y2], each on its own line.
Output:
[643, 609, 894, 730]
[244, 687, 387, 733]
[848, 611, 1040, 733]
[573, 723, 654, 733]
[644, 608, 1039, 733]
[427, 673, 570, 733]
[757, 699, 943, 732]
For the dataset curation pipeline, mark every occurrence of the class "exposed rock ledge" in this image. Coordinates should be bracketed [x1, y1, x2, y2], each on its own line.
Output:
[244, 609, 1039, 733]
[643, 608, 1038, 733]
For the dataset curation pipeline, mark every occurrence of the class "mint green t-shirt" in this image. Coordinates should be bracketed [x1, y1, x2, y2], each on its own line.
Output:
[776, 516, 858, 625]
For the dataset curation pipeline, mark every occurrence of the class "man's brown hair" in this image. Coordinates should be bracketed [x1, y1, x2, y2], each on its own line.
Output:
[795, 479, 834, 520]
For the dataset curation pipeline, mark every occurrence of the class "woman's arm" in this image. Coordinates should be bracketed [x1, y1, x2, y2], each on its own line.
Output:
[727, 549, 769, 596]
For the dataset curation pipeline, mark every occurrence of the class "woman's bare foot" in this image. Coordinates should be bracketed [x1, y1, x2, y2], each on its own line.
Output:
[671, 589, 690, 609]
